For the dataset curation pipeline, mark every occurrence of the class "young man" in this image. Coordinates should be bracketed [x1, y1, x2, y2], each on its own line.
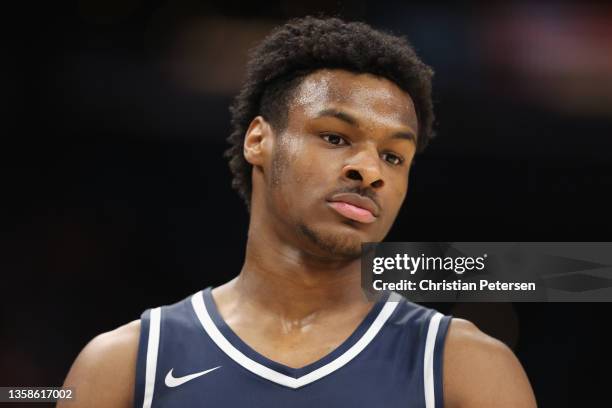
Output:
[60, 17, 537, 407]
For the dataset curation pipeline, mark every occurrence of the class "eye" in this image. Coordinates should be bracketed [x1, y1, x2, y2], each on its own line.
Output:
[321, 133, 349, 146]
[382, 152, 404, 166]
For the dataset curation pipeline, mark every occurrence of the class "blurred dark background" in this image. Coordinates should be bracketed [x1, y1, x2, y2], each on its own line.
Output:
[2, 1, 612, 406]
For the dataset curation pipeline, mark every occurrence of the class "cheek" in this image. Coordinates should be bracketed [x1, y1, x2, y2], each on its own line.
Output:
[281, 136, 328, 185]
[386, 175, 409, 213]
[269, 136, 301, 183]
[270, 136, 320, 202]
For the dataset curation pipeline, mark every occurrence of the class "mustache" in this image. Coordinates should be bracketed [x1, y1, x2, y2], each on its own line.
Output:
[329, 186, 380, 206]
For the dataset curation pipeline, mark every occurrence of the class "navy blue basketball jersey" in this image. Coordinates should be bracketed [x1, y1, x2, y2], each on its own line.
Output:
[134, 288, 452, 408]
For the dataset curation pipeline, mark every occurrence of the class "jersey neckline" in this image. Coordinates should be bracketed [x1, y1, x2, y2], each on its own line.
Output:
[191, 287, 400, 388]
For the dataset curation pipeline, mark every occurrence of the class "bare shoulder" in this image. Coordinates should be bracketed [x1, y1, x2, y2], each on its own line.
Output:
[58, 320, 141, 408]
[443, 318, 537, 408]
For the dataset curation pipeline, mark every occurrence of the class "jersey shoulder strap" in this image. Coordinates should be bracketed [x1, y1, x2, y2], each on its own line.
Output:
[387, 293, 453, 408]
[133, 293, 197, 408]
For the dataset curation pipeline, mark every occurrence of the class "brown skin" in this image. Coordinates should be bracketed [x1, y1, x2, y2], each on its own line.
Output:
[59, 69, 537, 407]
[209, 69, 418, 367]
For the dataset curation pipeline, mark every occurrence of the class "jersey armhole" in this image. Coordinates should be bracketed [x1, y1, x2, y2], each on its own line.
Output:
[433, 314, 452, 408]
[423, 312, 452, 408]
[133, 308, 161, 408]
[133, 310, 150, 408]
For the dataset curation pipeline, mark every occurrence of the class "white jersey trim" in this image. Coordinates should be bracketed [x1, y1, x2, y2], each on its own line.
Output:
[142, 307, 161, 408]
[191, 291, 401, 389]
[423, 312, 443, 408]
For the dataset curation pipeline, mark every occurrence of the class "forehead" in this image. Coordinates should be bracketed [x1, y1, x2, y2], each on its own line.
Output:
[290, 69, 418, 131]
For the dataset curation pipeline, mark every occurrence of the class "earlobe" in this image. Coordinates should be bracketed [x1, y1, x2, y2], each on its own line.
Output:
[243, 116, 272, 167]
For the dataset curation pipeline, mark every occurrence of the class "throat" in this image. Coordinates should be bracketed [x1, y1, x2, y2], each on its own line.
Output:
[211, 282, 378, 369]
[233, 302, 375, 369]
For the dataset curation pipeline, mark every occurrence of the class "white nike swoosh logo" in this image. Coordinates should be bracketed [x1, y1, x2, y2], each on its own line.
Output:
[164, 366, 221, 387]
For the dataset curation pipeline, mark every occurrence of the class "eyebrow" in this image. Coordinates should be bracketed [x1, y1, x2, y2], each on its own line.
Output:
[315, 108, 417, 143]
[316, 108, 359, 126]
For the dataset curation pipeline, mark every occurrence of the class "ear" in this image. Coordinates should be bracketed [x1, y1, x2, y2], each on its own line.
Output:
[243, 116, 273, 167]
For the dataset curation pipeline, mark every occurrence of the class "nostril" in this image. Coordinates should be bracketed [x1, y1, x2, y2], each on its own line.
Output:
[371, 179, 384, 188]
[346, 169, 361, 180]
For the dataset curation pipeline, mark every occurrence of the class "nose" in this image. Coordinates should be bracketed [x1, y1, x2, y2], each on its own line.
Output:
[342, 145, 384, 189]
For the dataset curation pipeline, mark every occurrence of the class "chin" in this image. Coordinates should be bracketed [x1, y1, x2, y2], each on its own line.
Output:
[297, 221, 367, 260]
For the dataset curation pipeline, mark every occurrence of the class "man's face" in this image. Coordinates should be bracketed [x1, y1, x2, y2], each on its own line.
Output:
[261, 69, 418, 260]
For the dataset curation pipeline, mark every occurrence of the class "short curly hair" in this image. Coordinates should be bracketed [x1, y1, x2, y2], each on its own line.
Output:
[224, 16, 435, 211]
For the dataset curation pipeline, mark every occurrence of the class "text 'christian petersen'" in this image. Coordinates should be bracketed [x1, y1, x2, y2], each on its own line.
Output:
[373, 279, 536, 292]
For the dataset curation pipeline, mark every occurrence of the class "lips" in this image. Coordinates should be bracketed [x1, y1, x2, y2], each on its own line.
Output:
[327, 193, 380, 224]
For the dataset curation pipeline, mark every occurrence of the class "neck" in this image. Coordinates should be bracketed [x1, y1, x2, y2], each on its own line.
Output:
[231, 214, 369, 321]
